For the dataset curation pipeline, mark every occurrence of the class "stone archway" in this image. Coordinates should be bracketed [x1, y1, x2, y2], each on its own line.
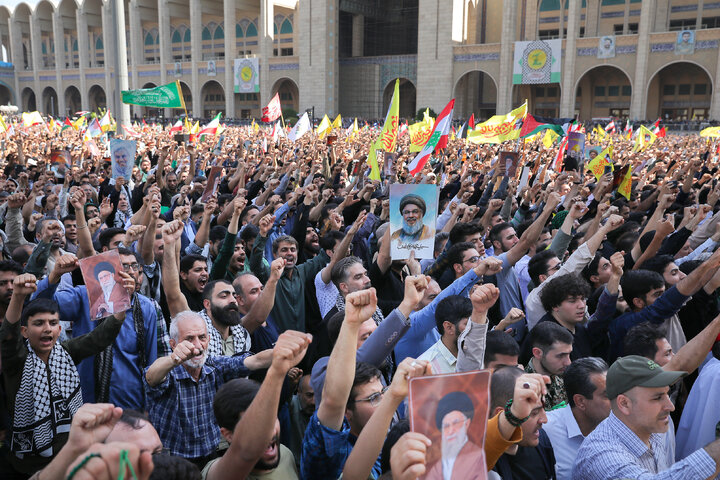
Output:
[453, 70, 498, 121]
[382, 78, 416, 120]
[88, 84, 106, 111]
[574, 65, 632, 120]
[646, 61, 712, 121]
[22, 87, 36, 112]
[42, 86, 58, 115]
[200, 80, 224, 119]
[64, 85, 81, 116]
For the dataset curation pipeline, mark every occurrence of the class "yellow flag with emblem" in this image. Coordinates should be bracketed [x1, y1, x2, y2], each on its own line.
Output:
[585, 146, 613, 181]
[332, 114, 342, 130]
[542, 129, 559, 148]
[316, 115, 331, 139]
[618, 165, 632, 200]
[368, 78, 400, 180]
[633, 125, 656, 153]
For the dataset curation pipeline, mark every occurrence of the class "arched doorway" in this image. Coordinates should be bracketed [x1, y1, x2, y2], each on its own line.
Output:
[179, 81, 192, 117]
[382, 78, 416, 120]
[65, 85, 81, 116]
[513, 83, 562, 118]
[453, 70, 498, 121]
[88, 84, 106, 111]
[0, 82, 12, 106]
[22, 87, 36, 111]
[200, 80, 224, 119]
[646, 62, 712, 121]
[271, 78, 299, 116]
[42, 86, 58, 115]
[574, 66, 632, 120]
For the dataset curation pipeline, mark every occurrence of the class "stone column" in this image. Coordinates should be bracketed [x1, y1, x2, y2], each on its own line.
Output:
[524, 0, 538, 41]
[696, 0, 705, 30]
[623, 0, 631, 34]
[259, 0, 274, 109]
[497, 0, 516, 113]
[157, 0, 171, 117]
[709, 31, 720, 119]
[9, 21, 22, 106]
[297, 0, 339, 117]
[629, 0, 655, 120]
[189, 0, 201, 117]
[585, 0, 599, 37]
[223, 0, 236, 118]
[28, 17, 41, 111]
[128, 0, 141, 89]
[351, 14, 363, 56]
[560, 0, 580, 117]
[53, 10, 65, 116]
[76, 8, 89, 110]
[101, 2, 113, 110]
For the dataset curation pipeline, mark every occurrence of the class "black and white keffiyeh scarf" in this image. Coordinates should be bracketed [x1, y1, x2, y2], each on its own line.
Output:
[200, 310, 251, 357]
[335, 293, 385, 326]
[11, 342, 82, 458]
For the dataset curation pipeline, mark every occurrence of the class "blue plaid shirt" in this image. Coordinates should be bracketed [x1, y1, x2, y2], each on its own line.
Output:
[573, 411, 717, 479]
[145, 354, 251, 459]
[300, 412, 380, 480]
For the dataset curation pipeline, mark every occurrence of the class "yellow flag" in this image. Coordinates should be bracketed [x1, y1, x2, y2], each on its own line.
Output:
[633, 125, 656, 153]
[618, 166, 632, 200]
[700, 126, 720, 138]
[317, 115, 331, 139]
[184, 117, 191, 133]
[467, 101, 527, 144]
[594, 125, 606, 139]
[351, 118, 358, 139]
[332, 114, 342, 130]
[586, 146, 613, 181]
[408, 121, 433, 152]
[542, 129, 559, 148]
[22, 111, 44, 127]
[423, 108, 432, 124]
[190, 121, 200, 134]
[0, 115, 7, 133]
[368, 79, 400, 180]
[72, 116, 86, 131]
[49, 117, 56, 132]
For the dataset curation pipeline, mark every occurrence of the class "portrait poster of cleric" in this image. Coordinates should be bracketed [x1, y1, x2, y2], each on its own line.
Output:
[409, 370, 491, 480]
[390, 184, 437, 260]
[79, 250, 131, 320]
[109, 138, 136, 181]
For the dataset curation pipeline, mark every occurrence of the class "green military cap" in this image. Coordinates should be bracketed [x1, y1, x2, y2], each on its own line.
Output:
[606, 355, 687, 399]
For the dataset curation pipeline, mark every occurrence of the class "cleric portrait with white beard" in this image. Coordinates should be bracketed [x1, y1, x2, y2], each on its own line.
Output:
[390, 184, 437, 260]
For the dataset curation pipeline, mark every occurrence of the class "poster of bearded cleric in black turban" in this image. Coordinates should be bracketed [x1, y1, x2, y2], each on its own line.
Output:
[409, 371, 491, 480]
[79, 250, 131, 320]
[390, 184, 437, 260]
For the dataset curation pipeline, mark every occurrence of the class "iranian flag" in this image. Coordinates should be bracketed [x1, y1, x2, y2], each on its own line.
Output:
[169, 120, 183, 134]
[407, 99, 454, 176]
[199, 113, 222, 139]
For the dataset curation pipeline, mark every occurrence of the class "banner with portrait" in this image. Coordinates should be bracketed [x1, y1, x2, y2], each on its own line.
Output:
[80, 250, 131, 320]
[109, 139, 137, 180]
[389, 184, 437, 260]
[234, 58, 260, 93]
[675, 30, 695, 55]
[512, 39, 561, 84]
[597, 35, 616, 59]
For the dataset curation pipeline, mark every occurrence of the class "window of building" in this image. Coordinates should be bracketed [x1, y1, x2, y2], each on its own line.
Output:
[281, 48, 293, 56]
[702, 17, 720, 29]
[662, 85, 675, 96]
[273, 48, 278, 56]
[695, 84, 708, 95]
[536, 87, 545, 97]
[678, 84, 691, 95]
[539, 29, 560, 39]
[608, 86, 620, 96]
[547, 87, 558, 97]
[621, 85, 631, 96]
[576, 87, 582, 96]
[594, 86, 605, 97]
[669, 19, 696, 31]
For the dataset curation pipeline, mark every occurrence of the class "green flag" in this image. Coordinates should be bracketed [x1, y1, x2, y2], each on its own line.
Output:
[121, 80, 186, 109]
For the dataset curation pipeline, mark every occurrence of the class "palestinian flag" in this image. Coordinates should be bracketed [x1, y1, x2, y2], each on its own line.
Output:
[407, 99, 454, 176]
[520, 114, 568, 138]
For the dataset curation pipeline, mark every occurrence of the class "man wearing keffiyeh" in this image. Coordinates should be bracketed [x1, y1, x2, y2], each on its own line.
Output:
[0, 273, 128, 475]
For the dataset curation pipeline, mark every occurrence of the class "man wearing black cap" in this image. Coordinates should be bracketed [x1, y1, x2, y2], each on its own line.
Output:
[425, 391, 484, 479]
[573, 355, 720, 479]
[391, 193, 433, 244]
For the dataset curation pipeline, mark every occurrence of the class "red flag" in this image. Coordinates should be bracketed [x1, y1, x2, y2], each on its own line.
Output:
[468, 113, 475, 130]
[657, 127, 666, 138]
[261, 93, 282, 123]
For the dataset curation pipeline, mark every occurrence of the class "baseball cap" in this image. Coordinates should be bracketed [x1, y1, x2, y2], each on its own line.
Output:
[606, 355, 687, 399]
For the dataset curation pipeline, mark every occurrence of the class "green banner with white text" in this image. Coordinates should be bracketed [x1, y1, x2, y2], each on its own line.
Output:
[121, 80, 186, 110]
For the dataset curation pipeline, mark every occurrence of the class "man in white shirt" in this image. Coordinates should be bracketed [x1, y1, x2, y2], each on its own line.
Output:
[417, 295, 472, 374]
[544, 357, 610, 480]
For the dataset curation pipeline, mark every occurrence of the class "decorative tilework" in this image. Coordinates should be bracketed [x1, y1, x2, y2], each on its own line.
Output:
[601, 11, 624, 18]
[19, 77, 33, 82]
[651, 43, 675, 52]
[696, 40, 718, 50]
[269, 63, 299, 70]
[671, 4, 697, 12]
[86, 73, 105, 79]
[39, 76, 55, 81]
[62, 75, 81, 81]
[338, 54, 417, 66]
[453, 53, 500, 62]
[616, 45, 637, 54]
[138, 71, 160, 77]
[577, 47, 597, 56]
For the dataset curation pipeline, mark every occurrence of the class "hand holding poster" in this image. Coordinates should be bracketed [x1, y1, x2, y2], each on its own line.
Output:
[110, 139, 137, 180]
[202, 166, 223, 202]
[567, 132, 586, 159]
[390, 184, 437, 260]
[499, 151, 519, 178]
[409, 370, 491, 480]
[79, 250, 131, 320]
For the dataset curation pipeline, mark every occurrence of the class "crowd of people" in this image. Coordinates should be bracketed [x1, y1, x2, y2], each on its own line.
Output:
[0, 117, 719, 480]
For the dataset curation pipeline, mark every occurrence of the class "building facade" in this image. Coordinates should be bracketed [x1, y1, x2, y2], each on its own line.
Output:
[0, 0, 718, 122]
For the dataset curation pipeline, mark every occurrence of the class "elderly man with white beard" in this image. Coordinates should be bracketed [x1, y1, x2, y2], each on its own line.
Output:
[391, 194, 434, 244]
[424, 391, 485, 479]
[144, 311, 273, 468]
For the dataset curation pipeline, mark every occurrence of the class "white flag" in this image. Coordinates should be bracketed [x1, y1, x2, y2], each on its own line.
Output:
[288, 113, 310, 142]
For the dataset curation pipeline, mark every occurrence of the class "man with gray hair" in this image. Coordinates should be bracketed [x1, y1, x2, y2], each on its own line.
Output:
[144, 310, 272, 467]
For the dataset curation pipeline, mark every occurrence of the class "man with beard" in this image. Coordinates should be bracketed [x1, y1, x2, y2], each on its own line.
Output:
[205, 378, 300, 479]
[0, 259, 22, 319]
[90, 261, 131, 319]
[144, 311, 273, 466]
[201, 279, 252, 357]
[417, 295, 473, 374]
[180, 254, 209, 312]
[525, 322, 574, 410]
[210, 195, 250, 282]
[391, 194, 433, 244]
[424, 391, 485, 479]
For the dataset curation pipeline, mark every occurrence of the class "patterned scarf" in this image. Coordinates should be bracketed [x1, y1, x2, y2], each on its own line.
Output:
[335, 293, 385, 326]
[200, 310, 251, 357]
[11, 342, 82, 457]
